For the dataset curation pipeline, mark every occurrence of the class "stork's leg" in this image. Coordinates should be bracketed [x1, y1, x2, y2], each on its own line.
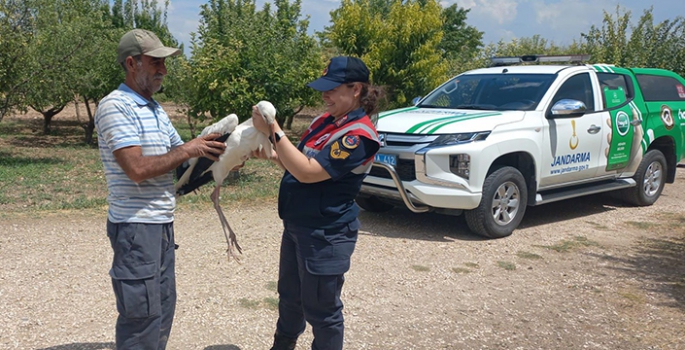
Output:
[210, 184, 243, 261]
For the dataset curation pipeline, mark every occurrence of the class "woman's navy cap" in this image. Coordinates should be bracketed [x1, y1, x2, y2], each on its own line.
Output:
[307, 56, 370, 91]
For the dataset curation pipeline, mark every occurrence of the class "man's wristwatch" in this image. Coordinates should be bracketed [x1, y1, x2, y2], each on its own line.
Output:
[269, 130, 286, 144]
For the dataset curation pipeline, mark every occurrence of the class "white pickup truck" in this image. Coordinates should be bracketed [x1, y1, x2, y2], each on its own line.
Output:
[357, 55, 685, 238]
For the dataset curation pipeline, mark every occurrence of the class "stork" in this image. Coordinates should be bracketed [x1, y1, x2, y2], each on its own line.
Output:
[176, 101, 277, 261]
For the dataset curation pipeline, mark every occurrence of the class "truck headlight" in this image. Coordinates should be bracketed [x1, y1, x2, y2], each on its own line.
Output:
[429, 131, 490, 146]
[450, 154, 471, 179]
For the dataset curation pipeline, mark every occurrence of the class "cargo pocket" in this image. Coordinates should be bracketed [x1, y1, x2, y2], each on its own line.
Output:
[110, 261, 161, 319]
[305, 257, 350, 276]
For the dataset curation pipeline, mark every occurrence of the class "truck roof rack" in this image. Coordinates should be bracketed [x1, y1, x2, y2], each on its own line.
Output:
[489, 54, 591, 67]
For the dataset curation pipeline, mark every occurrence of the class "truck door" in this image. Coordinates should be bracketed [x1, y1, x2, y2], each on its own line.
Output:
[603, 86, 636, 171]
[592, 68, 646, 178]
[540, 72, 604, 187]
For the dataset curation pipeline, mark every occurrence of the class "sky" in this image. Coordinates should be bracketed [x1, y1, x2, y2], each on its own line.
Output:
[165, 0, 684, 53]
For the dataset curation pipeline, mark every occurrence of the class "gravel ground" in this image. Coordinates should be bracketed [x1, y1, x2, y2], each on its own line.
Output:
[2, 169, 685, 350]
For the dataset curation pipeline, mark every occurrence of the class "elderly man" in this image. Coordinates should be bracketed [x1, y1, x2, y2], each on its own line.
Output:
[95, 29, 226, 349]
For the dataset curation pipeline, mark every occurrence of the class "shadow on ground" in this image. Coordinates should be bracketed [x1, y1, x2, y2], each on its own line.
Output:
[359, 192, 623, 242]
[203, 345, 241, 350]
[0, 150, 64, 166]
[589, 228, 685, 311]
[37, 342, 114, 350]
[36, 342, 243, 350]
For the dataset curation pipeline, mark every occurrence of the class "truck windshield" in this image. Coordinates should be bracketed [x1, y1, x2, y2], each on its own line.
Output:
[418, 73, 556, 111]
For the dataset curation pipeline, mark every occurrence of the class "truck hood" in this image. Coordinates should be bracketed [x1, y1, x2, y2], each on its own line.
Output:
[376, 106, 525, 134]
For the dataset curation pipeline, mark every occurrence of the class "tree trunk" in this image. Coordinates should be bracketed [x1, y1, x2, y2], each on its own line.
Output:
[284, 105, 304, 130]
[82, 96, 96, 145]
[34, 105, 65, 135]
[186, 111, 197, 139]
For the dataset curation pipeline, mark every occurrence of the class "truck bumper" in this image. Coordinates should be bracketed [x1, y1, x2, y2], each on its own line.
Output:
[361, 162, 482, 212]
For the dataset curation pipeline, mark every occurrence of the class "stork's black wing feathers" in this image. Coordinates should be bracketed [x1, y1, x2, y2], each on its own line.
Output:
[177, 170, 214, 196]
[175, 132, 232, 196]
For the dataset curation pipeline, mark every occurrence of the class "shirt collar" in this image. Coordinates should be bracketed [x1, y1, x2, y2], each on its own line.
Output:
[118, 83, 158, 108]
[333, 107, 365, 127]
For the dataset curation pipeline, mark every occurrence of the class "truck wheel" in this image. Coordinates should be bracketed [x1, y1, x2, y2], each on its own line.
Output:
[356, 196, 394, 212]
[465, 166, 528, 239]
[621, 150, 666, 206]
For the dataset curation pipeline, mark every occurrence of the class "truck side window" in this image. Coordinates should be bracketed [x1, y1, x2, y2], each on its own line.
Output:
[636, 74, 685, 101]
[551, 73, 595, 111]
[597, 73, 633, 107]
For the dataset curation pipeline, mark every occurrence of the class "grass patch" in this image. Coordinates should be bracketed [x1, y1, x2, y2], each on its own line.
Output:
[0, 111, 284, 213]
[617, 290, 645, 305]
[655, 212, 685, 231]
[237, 298, 261, 309]
[410, 265, 430, 272]
[626, 221, 660, 230]
[266, 281, 278, 292]
[586, 221, 610, 230]
[451, 267, 471, 274]
[263, 297, 279, 310]
[237, 297, 279, 310]
[464, 262, 479, 268]
[497, 261, 516, 271]
[517, 251, 543, 260]
[536, 236, 601, 253]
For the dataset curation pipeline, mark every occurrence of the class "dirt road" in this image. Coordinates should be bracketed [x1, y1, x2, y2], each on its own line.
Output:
[1, 169, 684, 350]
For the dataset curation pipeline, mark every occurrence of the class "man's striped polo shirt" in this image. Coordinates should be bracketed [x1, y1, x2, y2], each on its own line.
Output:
[95, 83, 184, 223]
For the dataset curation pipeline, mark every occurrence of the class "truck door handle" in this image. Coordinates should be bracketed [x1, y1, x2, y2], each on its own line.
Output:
[631, 118, 643, 126]
[587, 125, 601, 134]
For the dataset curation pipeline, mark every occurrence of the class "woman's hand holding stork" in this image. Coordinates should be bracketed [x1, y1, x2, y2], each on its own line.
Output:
[251, 104, 277, 136]
[250, 104, 330, 184]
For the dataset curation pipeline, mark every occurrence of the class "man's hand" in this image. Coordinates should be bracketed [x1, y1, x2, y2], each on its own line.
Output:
[182, 133, 226, 161]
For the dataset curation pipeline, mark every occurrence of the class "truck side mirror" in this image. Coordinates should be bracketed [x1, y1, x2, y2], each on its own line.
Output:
[549, 99, 587, 118]
[412, 96, 422, 106]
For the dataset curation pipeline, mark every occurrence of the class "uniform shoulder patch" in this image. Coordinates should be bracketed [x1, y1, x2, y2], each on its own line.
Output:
[342, 135, 360, 150]
[330, 141, 350, 160]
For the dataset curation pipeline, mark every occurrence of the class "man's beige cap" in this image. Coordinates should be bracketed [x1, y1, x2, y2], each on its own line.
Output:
[117, 29, 181, 64]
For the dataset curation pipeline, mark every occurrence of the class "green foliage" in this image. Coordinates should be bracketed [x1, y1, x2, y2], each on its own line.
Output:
[0, 0, 45, 121]
[0, 113, 283, 212]
[179, 0, 322, 129]
[581, 6, 685, 76]
[440, 4, 483, 66]
[330, 0, 450, 107]
[22, 0, 110, 134]
[0, 0, 178, 141]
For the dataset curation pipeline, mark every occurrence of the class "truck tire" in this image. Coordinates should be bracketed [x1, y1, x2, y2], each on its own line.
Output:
[620, 149, 666, 206]
[356, 195, 394, 212]
[465, 166, 528, 239]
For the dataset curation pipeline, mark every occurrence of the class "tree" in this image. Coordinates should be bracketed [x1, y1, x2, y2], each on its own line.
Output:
[580, 6, 685, 76]
[22, 0, 110, 134]
[178, 0, 322, 133]
[439, 4, 483, 72]
[73, 0, 177, 143]
[0, 0, 43, 122]
[329, 0, 448, 107]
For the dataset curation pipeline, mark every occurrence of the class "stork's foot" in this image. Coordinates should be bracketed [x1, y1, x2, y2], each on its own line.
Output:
[225, 238, 243, 262]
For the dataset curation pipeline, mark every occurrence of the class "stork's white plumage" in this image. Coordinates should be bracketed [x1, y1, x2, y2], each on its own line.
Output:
[175, 101, 277, 260]
[176, 113, 240, 189]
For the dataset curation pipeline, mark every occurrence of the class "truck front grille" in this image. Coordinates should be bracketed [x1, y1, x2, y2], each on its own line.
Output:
[369, 158, 417, 181]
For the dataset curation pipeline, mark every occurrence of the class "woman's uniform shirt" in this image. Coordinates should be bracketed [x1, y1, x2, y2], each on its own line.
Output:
[278, 107, 380, 229]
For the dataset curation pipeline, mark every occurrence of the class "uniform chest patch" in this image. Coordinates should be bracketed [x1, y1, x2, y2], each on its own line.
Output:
[330, 142, 350, 160]
[342, 135, 360, 149]
[335, 116, 348, 127]
[314, 133, 330, 146]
